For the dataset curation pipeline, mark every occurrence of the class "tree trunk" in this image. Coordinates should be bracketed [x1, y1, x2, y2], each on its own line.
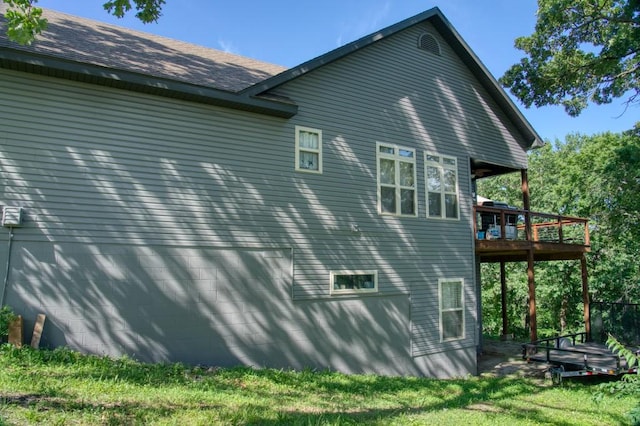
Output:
[560, 294, 568, 333]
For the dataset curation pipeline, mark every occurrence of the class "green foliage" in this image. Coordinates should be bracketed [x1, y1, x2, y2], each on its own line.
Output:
[604, 124, 640, 243]
[1, 0, 47, 45]
[480, 263, 531, 338]
[103, 0, 165, 23]
[0, 305, 17, 337]
[607, 334, 639, 369]
[1, 0, 166, 45]
[596, 334, 640, 425]
[501, 0, 640, 116]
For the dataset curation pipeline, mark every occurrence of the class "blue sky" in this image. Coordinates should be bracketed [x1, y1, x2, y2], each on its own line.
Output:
[35, 0, 639, 142]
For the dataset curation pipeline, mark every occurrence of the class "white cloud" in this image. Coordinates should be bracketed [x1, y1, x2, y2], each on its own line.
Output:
[218, 39, 240, 55]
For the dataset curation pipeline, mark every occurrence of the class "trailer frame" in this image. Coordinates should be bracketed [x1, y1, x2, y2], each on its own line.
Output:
[522, 332, 638, 385]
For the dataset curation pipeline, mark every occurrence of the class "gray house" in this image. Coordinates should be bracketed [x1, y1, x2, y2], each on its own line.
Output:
[0, 6, 542, 378]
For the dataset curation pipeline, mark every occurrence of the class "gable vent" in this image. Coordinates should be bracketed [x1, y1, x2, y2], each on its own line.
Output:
[418, 33, 441, 56]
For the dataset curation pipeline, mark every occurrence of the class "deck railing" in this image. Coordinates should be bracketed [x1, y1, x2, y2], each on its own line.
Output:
[474, 205, 590, 246]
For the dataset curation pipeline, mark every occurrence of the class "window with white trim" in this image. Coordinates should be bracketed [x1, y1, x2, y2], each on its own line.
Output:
[295, 126, 322, 173]
[439, 278, 464, 341]
[425, 153, 459, 219]
[377, 143, 417, 216]
[330, 270, 378, 295]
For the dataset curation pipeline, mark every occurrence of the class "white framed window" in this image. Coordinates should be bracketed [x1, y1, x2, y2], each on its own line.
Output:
[295, 126, 322, 173]
[439, 278, 465, 341]
[376, 143, 417, 216]
[330, 270, 378, 295]
[425, 153, 459, 219]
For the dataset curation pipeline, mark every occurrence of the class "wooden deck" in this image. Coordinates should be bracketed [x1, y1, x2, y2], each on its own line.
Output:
[474, 206, 590, 263]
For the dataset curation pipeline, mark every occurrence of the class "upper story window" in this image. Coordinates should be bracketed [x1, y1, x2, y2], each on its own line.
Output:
[377, 143, 417, 217]
[295, 126, 322, 173]
[425, 153, 459, 219]
[439, 278, 465, 341]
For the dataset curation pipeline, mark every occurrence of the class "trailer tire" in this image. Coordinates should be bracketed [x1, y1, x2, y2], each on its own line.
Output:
[550, 366, 564, 386]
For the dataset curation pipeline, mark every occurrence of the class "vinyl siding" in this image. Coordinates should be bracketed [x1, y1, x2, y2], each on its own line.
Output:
[270, 21, 527, 354]
[0, 18, 529, 372]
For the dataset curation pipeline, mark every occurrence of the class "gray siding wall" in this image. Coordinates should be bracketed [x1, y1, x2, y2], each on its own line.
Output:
[273, 21, 528, 356]
[0, 20, 529, 376]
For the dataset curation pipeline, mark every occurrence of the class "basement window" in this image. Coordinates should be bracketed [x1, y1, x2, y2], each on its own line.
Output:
[330, 270, 378, 295]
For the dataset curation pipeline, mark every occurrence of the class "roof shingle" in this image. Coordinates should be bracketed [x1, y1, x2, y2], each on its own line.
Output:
[0, 6, 286, 92]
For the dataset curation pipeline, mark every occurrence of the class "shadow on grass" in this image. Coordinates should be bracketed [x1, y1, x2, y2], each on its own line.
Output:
[0, 345, 632, 425]
[0, 392, 223, 424]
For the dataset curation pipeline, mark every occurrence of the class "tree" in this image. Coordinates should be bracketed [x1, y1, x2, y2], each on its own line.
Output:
[1, 0, 165, 45]
[477, 128, 640, 338]
[501, 0, 640, 116]
[604, 124, 640, 241]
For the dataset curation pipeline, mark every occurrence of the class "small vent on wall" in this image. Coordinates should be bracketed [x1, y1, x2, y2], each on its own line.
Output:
[2, 206, 23, 227]
[418, 33, 441, 56]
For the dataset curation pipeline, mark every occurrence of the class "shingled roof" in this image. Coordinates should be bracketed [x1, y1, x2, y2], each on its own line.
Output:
[0, 6, 542, 146]
[0, 5, 297, 117]
[0, 6, 285, 92]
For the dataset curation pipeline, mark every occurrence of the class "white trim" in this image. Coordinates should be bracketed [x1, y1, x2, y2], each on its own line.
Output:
[438, 278, 465, 342]
[376, 142, 418, 217]
[425, 152, 460, 220]
[295, 125, 322, 173]
[330, 270, 378, 295]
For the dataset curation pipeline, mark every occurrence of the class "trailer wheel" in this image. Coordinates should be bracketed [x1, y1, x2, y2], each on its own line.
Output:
[550, 366, 564, 386]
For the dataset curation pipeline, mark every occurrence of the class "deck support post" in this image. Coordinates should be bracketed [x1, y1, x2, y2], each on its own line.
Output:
[527, 248, 537, 342]
[581, 255, 590, 340]
[521, 169, 537, 342]
[500, 261, 508, 338]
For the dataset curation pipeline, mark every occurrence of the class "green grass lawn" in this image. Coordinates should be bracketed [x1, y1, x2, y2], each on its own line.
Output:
[0, 344, 636, 425]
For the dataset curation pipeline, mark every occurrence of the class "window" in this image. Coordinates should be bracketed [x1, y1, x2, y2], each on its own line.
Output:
[330, 270, 378, 295]
[295, 126, 322, 173]
[377, 143, 417, 216]
[425, 153, 459, 219]
[439, 279, 464, 341]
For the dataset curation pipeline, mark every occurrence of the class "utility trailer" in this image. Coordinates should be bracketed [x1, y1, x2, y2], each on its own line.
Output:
[522, 332, 639, 385]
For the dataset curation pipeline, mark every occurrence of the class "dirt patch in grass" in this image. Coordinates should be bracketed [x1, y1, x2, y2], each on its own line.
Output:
[478, 338, 549, 379]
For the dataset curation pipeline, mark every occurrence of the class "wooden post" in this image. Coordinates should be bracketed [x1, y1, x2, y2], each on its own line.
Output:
[581, 255, 590, 340]
[584, 221, 590, 246]
[521, 169, 531, 241]
[8, 315, 23, 347]
[31, 314, 46, 349]
[558, 217, 564, 243]
[528, 248, 537, 342]
[522, 169, 537, 342]
[500, 261, 508, 337]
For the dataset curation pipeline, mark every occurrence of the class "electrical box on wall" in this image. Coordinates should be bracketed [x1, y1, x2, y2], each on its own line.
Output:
[2, 206, 23, 227]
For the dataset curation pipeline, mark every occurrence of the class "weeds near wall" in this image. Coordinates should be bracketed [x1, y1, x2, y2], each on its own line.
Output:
[0, 305, 16, 338]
